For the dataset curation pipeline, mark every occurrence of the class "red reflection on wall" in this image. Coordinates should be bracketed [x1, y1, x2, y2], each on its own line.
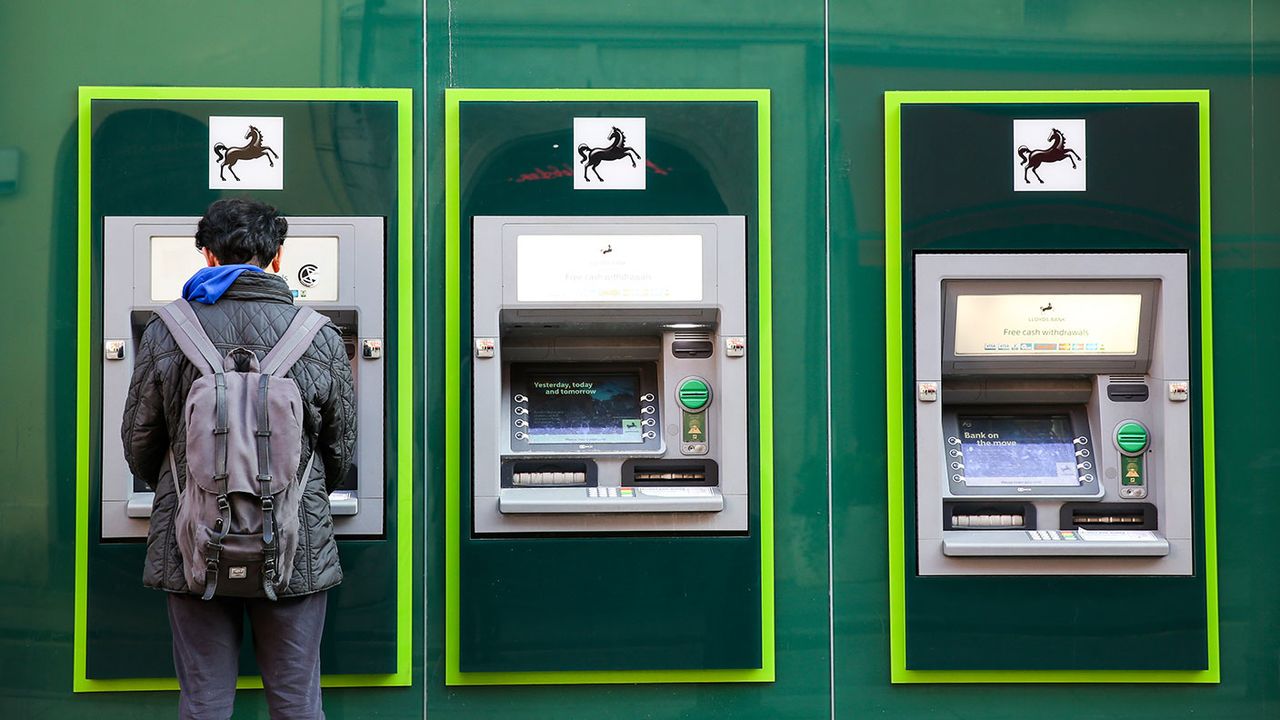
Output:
[510, 160, 670, 183]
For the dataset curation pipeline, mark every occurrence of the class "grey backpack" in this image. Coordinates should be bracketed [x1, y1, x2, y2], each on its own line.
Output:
[157, 299, 326, 601]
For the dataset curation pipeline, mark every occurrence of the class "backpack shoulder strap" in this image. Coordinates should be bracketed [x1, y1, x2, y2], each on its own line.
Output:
[156, 299, 223, 376]
[260, 306, 329, 378]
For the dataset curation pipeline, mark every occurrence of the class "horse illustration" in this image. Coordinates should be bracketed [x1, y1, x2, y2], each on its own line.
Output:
[1041, 302, 1054, 312]
[1017, 128, 1081, 184]
[213, 125, 279, 181]
[577, 127, 641, 182]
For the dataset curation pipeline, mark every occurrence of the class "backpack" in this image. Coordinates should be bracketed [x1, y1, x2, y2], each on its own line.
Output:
[157, 298, 327, 601]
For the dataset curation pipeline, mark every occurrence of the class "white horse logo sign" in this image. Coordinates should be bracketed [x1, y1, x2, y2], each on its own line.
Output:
[573, 117, 646, 190]
[209, 116, 285, 190]
[1012, 118, 1086, 192]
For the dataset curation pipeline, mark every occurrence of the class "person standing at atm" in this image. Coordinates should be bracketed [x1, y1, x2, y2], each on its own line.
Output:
[121, 197, 356, 719]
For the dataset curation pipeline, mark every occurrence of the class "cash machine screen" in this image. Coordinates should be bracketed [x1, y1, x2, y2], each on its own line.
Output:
[526, 371, 644, 444]
[957, 414, 1080, 487]
[509, 362, 662, 453]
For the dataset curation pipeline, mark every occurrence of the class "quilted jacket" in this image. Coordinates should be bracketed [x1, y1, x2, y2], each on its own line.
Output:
[121, 271, 356, 596]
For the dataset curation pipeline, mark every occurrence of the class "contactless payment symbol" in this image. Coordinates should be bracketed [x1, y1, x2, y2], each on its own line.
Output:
[574, 117, 646, 190]
[209, 116, 284, 190]
[1013, 118, 1086, 192]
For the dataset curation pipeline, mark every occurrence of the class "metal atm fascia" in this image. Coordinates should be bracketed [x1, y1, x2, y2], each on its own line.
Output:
[100, 216, 386, 539]
[914, 253, 1193, 576]
[472, 216, 748, 535]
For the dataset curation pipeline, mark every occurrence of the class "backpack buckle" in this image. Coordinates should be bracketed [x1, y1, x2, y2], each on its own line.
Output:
[260, 496, 274, 512]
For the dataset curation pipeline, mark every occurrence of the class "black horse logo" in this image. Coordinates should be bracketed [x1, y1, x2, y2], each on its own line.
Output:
[213, 125, 279, 181]
[1041, 302, 1054, 312]
[1017, 128, 1082, 184]
[577, 126, 641, 183]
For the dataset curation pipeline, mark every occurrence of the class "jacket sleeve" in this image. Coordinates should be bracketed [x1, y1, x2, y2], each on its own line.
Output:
[121, 318, 169, 490]
[317, 325, 357, 493]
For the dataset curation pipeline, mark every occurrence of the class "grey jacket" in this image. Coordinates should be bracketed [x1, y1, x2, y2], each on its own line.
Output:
[121, 271, 356, 596]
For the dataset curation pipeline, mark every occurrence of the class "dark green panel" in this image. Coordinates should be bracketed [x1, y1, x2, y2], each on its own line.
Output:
[85, 98, 401, 678]
[897, 103, 1208, 671]
[456, 100, 763, 673]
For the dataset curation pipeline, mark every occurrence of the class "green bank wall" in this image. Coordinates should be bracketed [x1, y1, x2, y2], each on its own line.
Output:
[1, 1, 1276, 718]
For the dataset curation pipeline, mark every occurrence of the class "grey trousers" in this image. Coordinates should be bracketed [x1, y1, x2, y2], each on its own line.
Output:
[167, 591, 327, 720]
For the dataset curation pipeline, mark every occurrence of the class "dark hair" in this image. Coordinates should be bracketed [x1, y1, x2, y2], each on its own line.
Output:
[194, 198, 288, 266]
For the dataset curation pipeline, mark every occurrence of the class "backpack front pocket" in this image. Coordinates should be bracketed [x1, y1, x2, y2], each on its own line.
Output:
[209, 533, 269, 598]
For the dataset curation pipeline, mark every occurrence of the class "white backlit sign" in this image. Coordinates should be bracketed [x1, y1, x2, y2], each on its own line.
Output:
[148, 235, 340, 302]
[516, 234, 703, 302]
[954, 293, 1142, 356]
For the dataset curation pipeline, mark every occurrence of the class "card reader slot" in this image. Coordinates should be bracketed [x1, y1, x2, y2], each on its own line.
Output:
[944, 501, 1036, 530]
[501, 459, 597, 488]
[622, 458, 718, 487]
[1061, 502, 1158, 530]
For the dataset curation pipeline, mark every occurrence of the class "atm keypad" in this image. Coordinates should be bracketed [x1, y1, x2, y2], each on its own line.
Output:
[1027, 530, 1080, 541]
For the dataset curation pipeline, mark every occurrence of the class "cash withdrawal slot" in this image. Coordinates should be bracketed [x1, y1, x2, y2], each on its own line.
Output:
[100, 216, 385, 539]
[472, 216, 748, 535]
[915, 253, 1193, 575]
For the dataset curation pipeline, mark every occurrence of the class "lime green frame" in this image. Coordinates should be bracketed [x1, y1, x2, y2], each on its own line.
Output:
[74, 86, 414, 692]
[884, 89, 1219, 684]
[444, 88, 775, 685]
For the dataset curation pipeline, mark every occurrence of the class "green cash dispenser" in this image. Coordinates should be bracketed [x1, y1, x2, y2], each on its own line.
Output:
[885, 91, 1218, 682]
[75, 87, 413, 690]
[446, 89, 774, 684]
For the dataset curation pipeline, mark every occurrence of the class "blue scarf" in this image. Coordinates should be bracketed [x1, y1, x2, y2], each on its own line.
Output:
[181, 264, 265, 304]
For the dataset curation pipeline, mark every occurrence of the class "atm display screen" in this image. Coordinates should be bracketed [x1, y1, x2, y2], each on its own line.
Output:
[958, 414, 1080, 486]
[526, 372, 644, 444]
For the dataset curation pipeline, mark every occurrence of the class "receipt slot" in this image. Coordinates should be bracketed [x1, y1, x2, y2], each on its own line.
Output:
[915, 253, 1192, 574]
[472, 216, 748, 534]
[100, 216, 386, 538]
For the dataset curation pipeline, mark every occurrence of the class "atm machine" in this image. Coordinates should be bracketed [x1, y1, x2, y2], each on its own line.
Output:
[915, 253, 1192, 575]
[471, 215, 748, 535]
[100, 216, 386, 538]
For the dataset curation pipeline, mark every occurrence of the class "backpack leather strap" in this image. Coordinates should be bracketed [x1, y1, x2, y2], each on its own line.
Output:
[156, 299, 224, 376]
[201, 371, 232, 601]
[260, 307, 328, 378]
[256, 374, 279, 601]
